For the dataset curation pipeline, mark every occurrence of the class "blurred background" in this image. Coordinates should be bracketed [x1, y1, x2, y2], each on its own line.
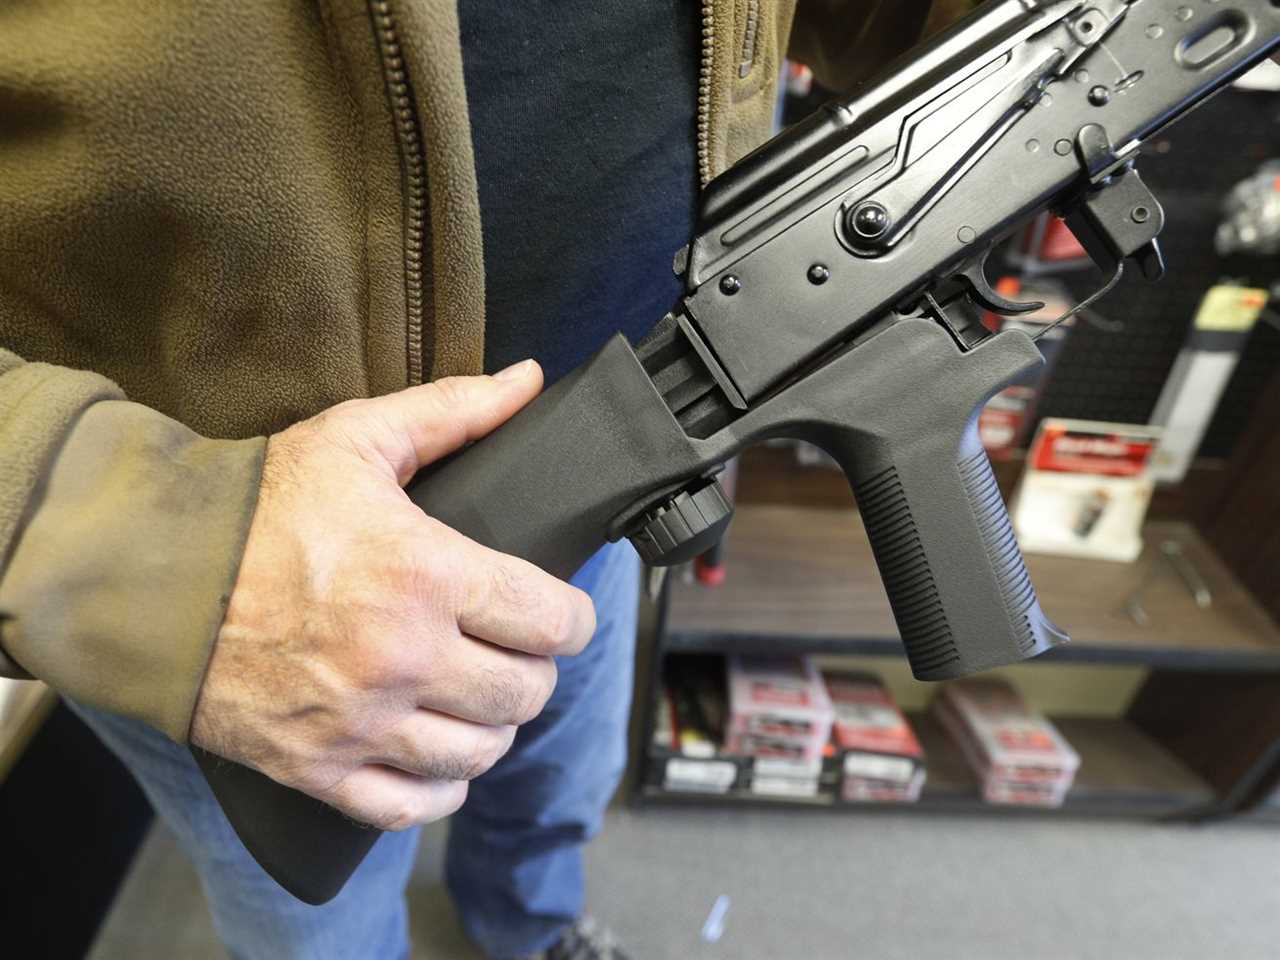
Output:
[4, 51, 1280, 960]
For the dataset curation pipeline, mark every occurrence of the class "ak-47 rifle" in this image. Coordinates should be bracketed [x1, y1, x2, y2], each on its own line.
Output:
[194, 0, 1280, 904]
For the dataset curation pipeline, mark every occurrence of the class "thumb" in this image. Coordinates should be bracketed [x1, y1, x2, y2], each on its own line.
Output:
[354, 359, 543, 483]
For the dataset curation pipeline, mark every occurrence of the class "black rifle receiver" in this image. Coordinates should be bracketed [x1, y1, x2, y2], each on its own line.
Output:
[194, 0, 1280, 904]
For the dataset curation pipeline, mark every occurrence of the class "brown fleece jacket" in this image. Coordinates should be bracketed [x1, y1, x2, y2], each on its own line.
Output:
[0, 0, 969, 743]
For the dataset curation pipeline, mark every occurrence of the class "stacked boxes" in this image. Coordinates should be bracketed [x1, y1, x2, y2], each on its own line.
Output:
[932, 679, 1080, 807]
[726, 655, 834, 760]
[825, 672, 926, 803]
[727, 656, 835, 797]
[651, 658, 1082, 809]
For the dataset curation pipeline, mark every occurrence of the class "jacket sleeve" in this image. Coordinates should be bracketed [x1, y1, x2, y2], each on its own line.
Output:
[0, 348, 266, 743]
[789, 0, 978, 95]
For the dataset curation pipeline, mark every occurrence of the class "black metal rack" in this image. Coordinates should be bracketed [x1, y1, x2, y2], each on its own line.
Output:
[633, 503, 1280, 820]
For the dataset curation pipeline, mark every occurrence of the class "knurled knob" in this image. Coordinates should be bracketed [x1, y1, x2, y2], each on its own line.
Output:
[627, 478, 733, 566]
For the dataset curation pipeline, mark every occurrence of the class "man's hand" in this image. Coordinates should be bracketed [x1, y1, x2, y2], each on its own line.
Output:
[190, 360, 595, 830]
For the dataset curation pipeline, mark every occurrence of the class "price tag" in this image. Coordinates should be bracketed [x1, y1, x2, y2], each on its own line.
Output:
[1193, 284, 1268, 332]
[843, 753, 915, 783]
[664, 759, 736, 793]
[751, 776, 819, 798]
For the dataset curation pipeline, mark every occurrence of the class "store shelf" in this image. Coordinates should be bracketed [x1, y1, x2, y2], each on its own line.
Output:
[642, 713, 1214, 818]
[666, 506, 1280, 671]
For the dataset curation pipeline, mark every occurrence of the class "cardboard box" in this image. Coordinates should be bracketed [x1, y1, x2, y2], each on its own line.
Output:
[727, 656, 833, 761]
[825, 671, 926, 804]
[933, 678, 1079, 808]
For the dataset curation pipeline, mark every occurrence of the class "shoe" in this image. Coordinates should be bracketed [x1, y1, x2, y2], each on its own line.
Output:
[525, 915, 631, 960]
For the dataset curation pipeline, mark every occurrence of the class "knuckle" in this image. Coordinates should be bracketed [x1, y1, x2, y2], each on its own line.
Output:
[534, 657, 558, 710]
[535, 591, 578, 653]
[481, 664, 533, 725]
[577, 588, 597, 636]
[424, 377, 474, 420]
[560, 591, 593, 660]
[346, 643, 398, 694]
[482, 563, 576, 654]
[500, 575, 576, 654]
[327, 781, 397, 831]
[282, 756, 346, 800]
[320, 398, 364, 424]
[460, 728, 504, 780]
[515, 658, 556, 724]
[309, 402, 364, 446]
[380, 538, 437, 605]
[388, 727, 433, 778]
[375, 800, 422, 833]
[485, 561, 534, 616]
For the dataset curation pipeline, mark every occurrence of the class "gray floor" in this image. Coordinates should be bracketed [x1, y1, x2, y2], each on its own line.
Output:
[90, 805, 1280, 960]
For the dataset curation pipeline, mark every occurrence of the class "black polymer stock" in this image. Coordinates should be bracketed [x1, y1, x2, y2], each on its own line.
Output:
[193, 0, 1280, 904]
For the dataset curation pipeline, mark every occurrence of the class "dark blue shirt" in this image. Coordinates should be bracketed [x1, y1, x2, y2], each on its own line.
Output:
[458, 0, 701, 384]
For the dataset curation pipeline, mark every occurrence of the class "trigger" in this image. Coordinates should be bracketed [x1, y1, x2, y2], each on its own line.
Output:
[954, 249, 1045, 316]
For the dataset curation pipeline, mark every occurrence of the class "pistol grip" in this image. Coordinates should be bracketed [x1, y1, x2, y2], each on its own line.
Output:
[835, 416, 1066, 679]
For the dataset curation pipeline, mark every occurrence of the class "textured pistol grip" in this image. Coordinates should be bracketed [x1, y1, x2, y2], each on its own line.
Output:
[848, 419, 1067, 680]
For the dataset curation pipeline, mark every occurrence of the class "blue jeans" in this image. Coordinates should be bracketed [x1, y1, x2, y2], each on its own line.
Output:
[71, 541, 639, 960]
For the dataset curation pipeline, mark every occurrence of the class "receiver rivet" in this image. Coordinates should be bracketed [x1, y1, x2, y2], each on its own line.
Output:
[848, 201, 891, 241]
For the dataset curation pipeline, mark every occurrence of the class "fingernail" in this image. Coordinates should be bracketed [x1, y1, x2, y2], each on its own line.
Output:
[494, 359, 535, 382]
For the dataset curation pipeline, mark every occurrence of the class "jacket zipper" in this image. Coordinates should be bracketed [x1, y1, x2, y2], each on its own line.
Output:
[696, 0, 715, 186]
[369, 1, 428, 385]
[698, 1, 760, 186]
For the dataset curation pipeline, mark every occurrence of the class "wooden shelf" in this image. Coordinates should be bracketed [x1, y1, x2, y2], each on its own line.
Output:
[642, 713, 1214, 818]
[667, 505, 1280, 671]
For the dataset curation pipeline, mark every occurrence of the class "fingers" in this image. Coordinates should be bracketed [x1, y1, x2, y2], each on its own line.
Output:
[327, 765, 469, 832]
[416, 638, 559, 727]
[451, 537, 597, 657]
[326, 710, 519, 831]
[360, 360, 544, 481]
[375, 710, 517, 780]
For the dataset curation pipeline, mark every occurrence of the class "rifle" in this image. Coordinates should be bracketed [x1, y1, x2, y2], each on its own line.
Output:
[194, 0, 1280, 903]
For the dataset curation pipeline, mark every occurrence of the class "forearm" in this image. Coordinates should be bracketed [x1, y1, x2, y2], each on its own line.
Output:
[0, 349, 266, 741]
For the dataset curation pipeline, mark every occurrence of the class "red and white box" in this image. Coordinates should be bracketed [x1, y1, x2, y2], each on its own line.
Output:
[932, 679, 1079, 808]
[1013, 418, 1161, 562]
[825, 672, 926, 803]
[726, 656, 833, 761]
